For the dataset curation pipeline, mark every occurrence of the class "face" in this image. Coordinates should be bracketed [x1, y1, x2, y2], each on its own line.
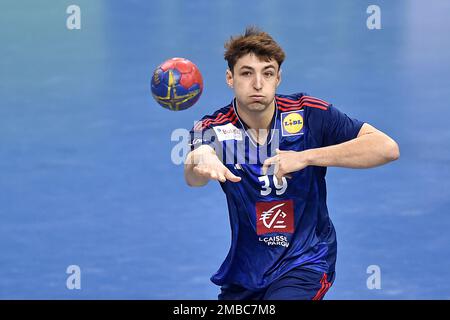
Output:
[226, 53, 281, 112]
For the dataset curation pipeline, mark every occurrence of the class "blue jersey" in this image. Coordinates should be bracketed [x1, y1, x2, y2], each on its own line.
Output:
[189, 93, 364, 290]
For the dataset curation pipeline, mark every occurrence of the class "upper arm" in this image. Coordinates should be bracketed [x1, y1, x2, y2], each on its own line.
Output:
[310, 103, 365, 146]
[356, 123, 400, 160]
[356, 123, 378, 138]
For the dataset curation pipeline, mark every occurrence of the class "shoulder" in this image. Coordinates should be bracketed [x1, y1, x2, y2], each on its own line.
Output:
[276, 93, 331, 112]
[192, 103, 236, 131]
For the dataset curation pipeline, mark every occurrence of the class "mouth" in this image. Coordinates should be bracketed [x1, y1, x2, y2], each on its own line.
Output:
[250, 95, 265, 101]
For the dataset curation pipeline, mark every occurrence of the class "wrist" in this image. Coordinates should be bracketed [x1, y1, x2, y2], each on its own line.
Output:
[302, 148, 316, 166]
[196, 144, 216, 157]
[188, 145, 216, 165]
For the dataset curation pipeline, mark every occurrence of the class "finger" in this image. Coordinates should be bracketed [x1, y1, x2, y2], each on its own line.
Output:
[275, 168, 284, 182]
[217, 173, 226, 183]
[210, 171, 219, 180]
[273, 161, 280, 176]
[225, 170, 241, 182]
[262, 157, 275, 175]
[193, 166, 206, 176]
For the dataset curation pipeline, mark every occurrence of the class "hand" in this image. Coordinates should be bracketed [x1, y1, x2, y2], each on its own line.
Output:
[261, 149, 310, 181]
[192, 148, 241, 183]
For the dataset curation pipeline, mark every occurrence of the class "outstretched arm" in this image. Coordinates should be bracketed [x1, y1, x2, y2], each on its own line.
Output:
[262, 123, 400, 179]
[305, 123, 399, 168]
[184, 145, 241, 187]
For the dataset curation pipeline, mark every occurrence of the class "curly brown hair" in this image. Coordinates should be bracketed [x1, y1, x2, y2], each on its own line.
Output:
[224, 26, 285, 73]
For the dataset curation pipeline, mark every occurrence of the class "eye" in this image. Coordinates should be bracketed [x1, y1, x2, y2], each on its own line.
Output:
[241, 71, 252, 76]
[264, 71, 275, 77]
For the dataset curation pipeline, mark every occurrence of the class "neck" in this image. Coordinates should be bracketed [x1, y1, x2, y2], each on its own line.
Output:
[235, 99, 275, 131]
[235, 98, 276, 145]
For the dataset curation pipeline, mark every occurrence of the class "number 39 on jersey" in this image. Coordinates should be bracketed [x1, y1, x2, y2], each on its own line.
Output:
[258, 175, 287, 196]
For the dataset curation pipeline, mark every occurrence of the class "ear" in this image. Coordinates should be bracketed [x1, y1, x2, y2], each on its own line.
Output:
[276, 68, 282, 88]
[226, 69, 234, 88]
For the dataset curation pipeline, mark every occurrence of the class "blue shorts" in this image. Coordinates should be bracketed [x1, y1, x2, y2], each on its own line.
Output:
[218, 266, 335, 300]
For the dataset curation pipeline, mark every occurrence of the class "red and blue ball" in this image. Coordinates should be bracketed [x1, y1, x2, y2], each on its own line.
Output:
[151, 57, 203, 111]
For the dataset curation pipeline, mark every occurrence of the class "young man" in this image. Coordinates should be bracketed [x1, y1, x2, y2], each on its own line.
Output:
[184, 27, 399, 300]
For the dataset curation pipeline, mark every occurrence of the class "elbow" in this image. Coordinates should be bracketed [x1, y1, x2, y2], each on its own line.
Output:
[384, 139, 400, 162]
[185, 177, 195, 187]
[184, 166, 195, 187]
[184, 171, 197, 187]
[186, 179, 208, 187]
[185, 177, 198, 187]
[185, 177, 204, 187]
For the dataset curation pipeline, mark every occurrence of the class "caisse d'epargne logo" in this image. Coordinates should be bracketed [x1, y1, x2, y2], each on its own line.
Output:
[256, 200, 294, 235]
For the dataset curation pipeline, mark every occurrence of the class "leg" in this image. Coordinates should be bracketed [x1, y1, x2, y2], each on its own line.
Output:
[263, 267, 335, 300]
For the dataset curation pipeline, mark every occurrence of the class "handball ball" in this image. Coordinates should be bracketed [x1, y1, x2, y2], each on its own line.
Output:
[151, 57, 203, 111]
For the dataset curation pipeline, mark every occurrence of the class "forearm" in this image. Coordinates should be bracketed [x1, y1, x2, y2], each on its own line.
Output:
[184, 145, 215, 187]
[305, 132, 400, 169]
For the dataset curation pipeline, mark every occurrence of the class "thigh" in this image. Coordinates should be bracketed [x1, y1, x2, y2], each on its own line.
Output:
[263, 267, 335, 300]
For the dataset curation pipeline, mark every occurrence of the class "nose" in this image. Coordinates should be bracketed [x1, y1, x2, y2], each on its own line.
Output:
[253, 74, 263, 90]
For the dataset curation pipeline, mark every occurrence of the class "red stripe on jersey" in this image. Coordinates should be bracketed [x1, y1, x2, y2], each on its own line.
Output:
[208, 109, 235, 124]
[299, 96, 329, 108]
[203, 110, 236, 128]
[205, 108, 233, 124]
[301, 102, 328, 110]
[198, 107, 234, 129]
[277, 101, 302, 108]
[277, 95, 326, 105]
[312, 274, 326, 300]
[277, 100, 301, 106]
[312, 273, 332, 300]
[279, 100, 328, 111]
[277, 95, 329, 107]
[301, 95, 329, 106]
[276, 96, 302, 104]
[278, 107, 302, 112]
[210, 112, 237, 126]
[194, 121, 207, 131]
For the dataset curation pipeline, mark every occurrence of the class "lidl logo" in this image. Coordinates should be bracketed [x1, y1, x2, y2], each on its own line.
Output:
[281, 111, 304, 136]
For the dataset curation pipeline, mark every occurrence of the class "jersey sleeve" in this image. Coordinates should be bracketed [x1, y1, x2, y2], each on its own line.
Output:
[309, 102, 365, 147]
[188, 117, 219, 152]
